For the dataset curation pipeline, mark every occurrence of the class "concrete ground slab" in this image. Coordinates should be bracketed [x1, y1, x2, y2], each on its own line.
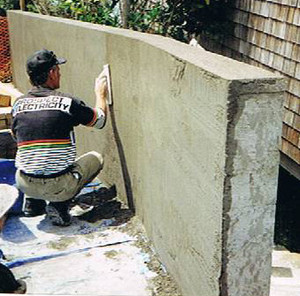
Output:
[0, 213, 180, 296]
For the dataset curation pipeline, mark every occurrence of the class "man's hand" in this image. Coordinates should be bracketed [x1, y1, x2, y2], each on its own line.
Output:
[94, 70, 108, 114]
[95, 70, 108, 100]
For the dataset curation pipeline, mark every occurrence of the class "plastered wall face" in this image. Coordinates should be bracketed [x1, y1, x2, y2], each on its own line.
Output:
[8, 11, 285, 296]
[106, 39, 230, 295]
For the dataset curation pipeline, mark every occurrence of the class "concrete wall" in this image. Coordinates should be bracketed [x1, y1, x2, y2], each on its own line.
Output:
[8, 11, 285, 296]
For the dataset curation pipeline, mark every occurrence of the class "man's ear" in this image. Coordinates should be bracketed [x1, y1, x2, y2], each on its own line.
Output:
[48, 68, 55, 80]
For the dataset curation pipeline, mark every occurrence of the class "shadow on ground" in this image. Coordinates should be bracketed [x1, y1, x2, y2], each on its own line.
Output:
[1, 217, 36, 243]
[72, 184, 134, 225]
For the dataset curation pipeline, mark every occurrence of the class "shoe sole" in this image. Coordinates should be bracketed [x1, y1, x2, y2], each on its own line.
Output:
[23, 210, 46, 217]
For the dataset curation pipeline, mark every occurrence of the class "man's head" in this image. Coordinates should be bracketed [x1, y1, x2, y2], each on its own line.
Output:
[26, 49, 66, 88]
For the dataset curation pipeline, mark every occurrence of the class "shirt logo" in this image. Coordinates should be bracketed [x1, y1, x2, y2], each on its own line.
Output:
[12, 96, 72, 116]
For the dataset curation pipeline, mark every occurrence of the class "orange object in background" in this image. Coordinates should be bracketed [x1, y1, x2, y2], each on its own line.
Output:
[0, 94, 11, 107]
[0, 17, 12, 83]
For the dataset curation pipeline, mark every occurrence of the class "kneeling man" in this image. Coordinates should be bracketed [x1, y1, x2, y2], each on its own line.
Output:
[12, 49, 108, 226]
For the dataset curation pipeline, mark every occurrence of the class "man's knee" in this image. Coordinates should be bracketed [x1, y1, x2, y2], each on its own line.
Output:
[90, 151, 104, 168]
[87, 151, 104, 169]
[75, 151, 104, 176]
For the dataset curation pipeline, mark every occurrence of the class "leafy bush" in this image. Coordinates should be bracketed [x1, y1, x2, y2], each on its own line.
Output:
[0, 0, 18, 11]
[27, 0, 121, 27]
[27, 0, 232, 43]
[130, 0, 232, 42]
[128, 1, 164, 34]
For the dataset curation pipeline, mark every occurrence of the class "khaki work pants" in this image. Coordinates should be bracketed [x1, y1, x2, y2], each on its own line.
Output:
[16, 151, 104, 202]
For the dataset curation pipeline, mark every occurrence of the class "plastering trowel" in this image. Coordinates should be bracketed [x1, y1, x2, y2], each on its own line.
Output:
[103, 64, 113, 105]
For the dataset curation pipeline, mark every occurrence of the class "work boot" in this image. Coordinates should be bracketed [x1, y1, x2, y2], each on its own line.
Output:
[23, 198, 46, 217]
[74, 184, 117, 207]
[46, 201, 72, 227]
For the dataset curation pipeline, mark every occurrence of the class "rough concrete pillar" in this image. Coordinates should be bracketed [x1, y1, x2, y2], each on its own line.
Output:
[220, 79, 286, 295]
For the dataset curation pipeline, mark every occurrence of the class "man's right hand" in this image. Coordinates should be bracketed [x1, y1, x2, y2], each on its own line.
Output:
[95, 70, 108, 100]
[94, 70, 108, 114]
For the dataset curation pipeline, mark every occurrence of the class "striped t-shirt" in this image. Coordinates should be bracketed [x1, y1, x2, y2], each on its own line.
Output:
[12, 86, 105, 176]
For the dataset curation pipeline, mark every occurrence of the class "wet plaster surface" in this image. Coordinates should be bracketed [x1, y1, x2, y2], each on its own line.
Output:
[0, 212, 181, 296]
[270, 248, 300, 296]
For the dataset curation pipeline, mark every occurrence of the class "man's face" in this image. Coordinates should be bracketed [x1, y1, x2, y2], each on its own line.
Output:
[49, 65, 61, 89]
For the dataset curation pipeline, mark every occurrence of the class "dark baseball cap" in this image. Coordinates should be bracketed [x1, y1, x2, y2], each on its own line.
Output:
[26, 49, 66, 75]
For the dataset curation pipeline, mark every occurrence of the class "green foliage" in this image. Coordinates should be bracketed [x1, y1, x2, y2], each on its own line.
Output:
[127, 0, 232, 42]
[27, 0, 233, 43]
[128, 2, 164, 34]
[0, 0, 15, 10]
[27, 0, 121, 27]
[163, 0, 232, 41]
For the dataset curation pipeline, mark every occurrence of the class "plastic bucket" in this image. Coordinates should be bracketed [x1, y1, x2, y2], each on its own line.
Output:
[0, 159, 24, 214]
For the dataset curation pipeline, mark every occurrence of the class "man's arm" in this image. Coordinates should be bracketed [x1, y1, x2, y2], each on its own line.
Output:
[66, 70, 108, 129]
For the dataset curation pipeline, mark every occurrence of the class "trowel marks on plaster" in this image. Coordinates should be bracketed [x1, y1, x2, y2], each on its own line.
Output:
[172, 57, 186, 82]
[169, 57, 187, 99]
